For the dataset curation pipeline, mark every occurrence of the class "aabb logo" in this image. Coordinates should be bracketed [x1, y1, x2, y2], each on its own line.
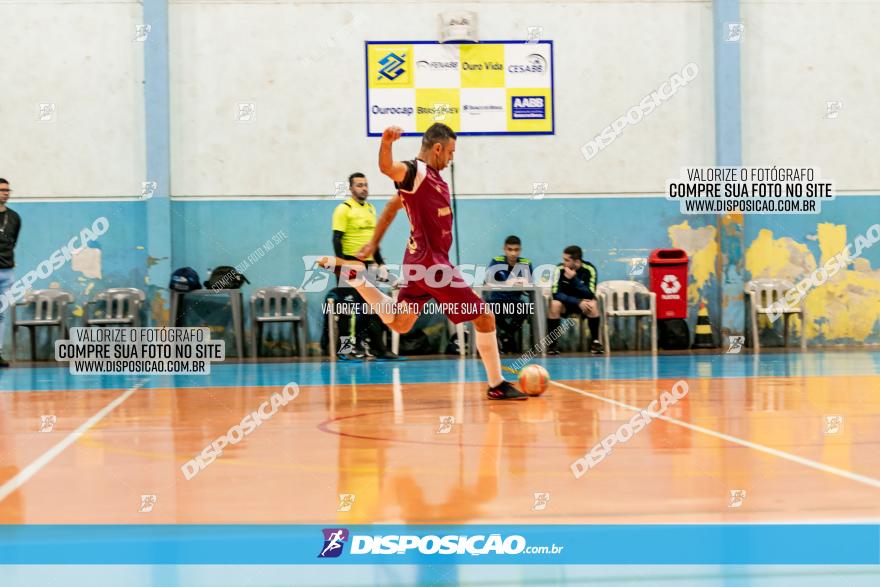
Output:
[511, 95, 546, 120]
[661, 274, 682, 295]
[318, 528, 349, 558]
[513, 97, 544, 108]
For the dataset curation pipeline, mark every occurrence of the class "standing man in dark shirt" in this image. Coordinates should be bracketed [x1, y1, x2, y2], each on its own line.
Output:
[547, 245, 604, 355]
[486, 235, 533, 353]
[0, 178, 22, 367]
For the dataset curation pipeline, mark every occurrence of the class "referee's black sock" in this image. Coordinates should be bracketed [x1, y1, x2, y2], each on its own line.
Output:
[588, 317, 600, 342]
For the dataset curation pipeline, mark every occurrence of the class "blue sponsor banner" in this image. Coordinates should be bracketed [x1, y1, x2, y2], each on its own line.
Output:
[0, 525, 877, 565]
[511, 95, 546, 119]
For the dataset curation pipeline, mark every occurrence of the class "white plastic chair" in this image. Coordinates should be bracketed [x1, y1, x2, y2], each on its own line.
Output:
[11, 289, 75, 360]
[744, 279, 806, 351]
[596, 281, 657, 355]
[250, 286, 308, 357]
[86, 288, 145, 327]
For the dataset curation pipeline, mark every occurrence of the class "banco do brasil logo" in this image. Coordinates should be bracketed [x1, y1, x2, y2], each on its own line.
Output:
[378, 52, 406, 81]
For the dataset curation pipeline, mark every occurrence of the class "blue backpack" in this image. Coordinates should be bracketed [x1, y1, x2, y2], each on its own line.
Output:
[169, 267, 201, 292]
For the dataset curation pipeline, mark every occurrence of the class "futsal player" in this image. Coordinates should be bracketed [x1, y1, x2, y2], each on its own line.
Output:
[319, 123, 527, 400]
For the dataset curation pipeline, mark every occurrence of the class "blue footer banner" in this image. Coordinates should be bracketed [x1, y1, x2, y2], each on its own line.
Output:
[0, 525, 877, 565]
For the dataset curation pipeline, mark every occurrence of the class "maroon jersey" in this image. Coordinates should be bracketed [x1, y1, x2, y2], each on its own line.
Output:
[395, 159, 453, 266]
[393, 158, 486, 323]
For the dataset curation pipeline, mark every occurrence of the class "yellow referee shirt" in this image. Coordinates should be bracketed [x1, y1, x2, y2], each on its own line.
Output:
[332, 197, 377, 260]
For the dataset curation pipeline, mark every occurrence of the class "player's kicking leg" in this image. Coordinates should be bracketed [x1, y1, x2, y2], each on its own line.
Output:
[318, 256, 526, 400]
[317, 256, 417, 334]
[470, 311, 528, 400]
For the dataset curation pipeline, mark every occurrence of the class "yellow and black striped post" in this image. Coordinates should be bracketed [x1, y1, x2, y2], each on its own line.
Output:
[692, 301, 717, 349]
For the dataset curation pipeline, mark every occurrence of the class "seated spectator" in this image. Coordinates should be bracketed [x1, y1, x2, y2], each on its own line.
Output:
[547, 245, 604, 355]
[486, 235, 533, 353]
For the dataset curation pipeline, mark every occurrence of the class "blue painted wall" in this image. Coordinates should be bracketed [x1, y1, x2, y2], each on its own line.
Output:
[4, 196, 717, 355]
[5, 195, 878, 357]
[11, 201, 149, 298]
[169, 197, 718, 353]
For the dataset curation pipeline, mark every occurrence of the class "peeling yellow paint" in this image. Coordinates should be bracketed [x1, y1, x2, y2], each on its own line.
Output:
[150, 291, 169, 326]
[806, 266, 880, 340]
[146, 255, 168, 268]
[668, 221, 718, 303]
[745, 225, 880, 342]
[745, 229, 814, 281]
[817, 223, 846, 265]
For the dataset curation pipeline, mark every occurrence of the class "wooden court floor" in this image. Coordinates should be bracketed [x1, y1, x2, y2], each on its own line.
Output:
[0, 351, 878, 524]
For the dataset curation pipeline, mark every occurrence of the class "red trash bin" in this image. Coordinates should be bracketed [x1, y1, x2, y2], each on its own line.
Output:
[649, 249, 689, 319]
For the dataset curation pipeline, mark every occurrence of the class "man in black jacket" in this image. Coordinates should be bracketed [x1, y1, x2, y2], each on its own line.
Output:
[486, 235, 534, 353]
[547, 245, 604, 355]
[0, 178, 21, 367]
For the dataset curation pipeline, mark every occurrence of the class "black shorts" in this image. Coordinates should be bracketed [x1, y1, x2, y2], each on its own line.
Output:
[560, 299, 600, 318]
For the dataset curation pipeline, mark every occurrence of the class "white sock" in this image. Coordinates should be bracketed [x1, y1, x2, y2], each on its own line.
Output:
[475, 329, 504, 387]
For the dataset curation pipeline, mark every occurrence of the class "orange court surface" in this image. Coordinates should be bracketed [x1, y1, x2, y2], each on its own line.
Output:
[1, 353, 880, 526]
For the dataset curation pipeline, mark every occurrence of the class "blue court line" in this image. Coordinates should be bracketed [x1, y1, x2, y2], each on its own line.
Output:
[0, 350, 878, 392]
[0, 524, 877, 565]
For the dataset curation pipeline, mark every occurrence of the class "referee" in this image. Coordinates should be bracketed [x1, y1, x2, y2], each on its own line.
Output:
[331, 173, 398, 359]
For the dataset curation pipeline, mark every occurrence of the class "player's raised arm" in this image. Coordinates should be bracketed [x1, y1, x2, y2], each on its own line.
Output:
[378, 126, 409, 182]
[356, 194, 402, 260]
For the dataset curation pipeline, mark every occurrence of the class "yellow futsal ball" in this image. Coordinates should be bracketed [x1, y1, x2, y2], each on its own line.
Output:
[518, 364, 550, 396]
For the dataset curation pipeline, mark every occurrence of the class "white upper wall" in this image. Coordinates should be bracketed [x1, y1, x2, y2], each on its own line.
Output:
[0, 0, 146, 198]
[10, 1, 876, 199]
[741, 0, 880, 192]
[169, 1, 714, 197]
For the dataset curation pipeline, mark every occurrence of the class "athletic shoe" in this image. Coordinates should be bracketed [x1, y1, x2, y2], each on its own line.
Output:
[0, 355, 8, 368]
[546, 344, 560, 356]
[373, 351, 403, 361]
[590, 340, 605, 355]
[487, 380, 529, 400]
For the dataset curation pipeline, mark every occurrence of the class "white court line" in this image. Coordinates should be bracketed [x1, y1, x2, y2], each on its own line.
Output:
[551, 380, 880, 490]
[0, 380, 146, 504]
